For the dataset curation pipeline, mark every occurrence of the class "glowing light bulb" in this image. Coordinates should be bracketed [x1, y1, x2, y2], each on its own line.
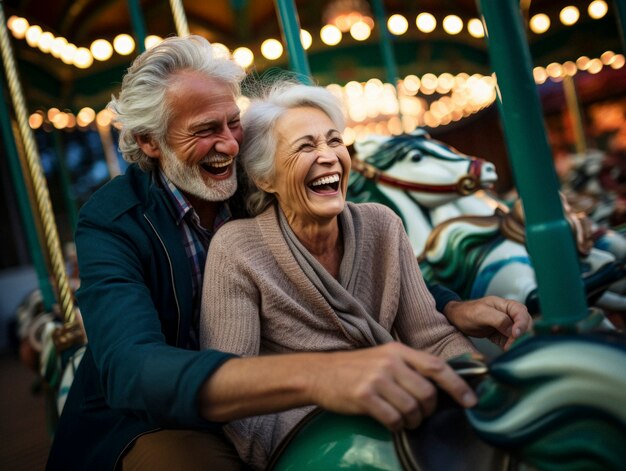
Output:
[588, 1, 608, 19]
[320, 25, 342, 45]
[529, 14, 550, 34]
[261, 39, 283, 60]
[91, 39, 113, 61]
[388, 14, 408, 35]
[559, 6, 580, 26]
[442, 15, 463, 35]
[233, 47, 254, 68]
[113, 34, 135, 55]
[416, 13, 436, 33]
[300, 29, 312, 50]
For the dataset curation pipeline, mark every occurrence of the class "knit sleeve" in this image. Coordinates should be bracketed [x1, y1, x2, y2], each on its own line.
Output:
[199, 224, 261, 357]
[392, 218, 477, 359]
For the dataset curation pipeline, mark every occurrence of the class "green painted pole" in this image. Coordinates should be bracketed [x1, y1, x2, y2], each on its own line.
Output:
[0, 83, 55, 310]
[52, 131, 78, 233]
[274, 0, 312, 84]
[478, 0, 588, 329]
[615, 0, 626, 52]
[370, 0, 399, 87]
[127, 0, 147, 53]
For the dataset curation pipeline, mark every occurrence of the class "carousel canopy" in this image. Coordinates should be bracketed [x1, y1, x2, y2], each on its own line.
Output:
[3, 0, 624, 114]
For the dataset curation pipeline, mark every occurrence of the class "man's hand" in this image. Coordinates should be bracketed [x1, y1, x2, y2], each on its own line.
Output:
[201, 343, 477, 431]
[309, 343, 478, 431]
[443, 296, 532, 350]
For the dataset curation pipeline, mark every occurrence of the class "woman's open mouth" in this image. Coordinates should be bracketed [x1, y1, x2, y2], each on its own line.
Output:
[308, 173, 340, 194]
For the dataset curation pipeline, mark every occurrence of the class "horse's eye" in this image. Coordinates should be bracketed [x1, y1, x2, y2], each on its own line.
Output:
[410, 151, 423, 162]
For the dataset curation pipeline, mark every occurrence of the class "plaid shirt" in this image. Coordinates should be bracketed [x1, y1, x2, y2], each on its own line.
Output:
[158, 170, 232, 348]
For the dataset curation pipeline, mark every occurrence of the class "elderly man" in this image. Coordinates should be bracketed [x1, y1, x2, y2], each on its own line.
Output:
[47, 35, 530, 471]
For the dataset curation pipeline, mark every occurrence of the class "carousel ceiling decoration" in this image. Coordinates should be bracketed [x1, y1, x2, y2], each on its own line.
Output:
[8, 0, 622, 138]
[5, 1, 610, 71]
[25, 47, 623, 144]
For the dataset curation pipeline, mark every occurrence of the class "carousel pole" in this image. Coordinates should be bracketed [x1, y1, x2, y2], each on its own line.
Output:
[169, 0, 190, 36]
[0, 2, 79, 332]
[370, 0, 399, 88]
[127, 0, 147, 53]
[370, 0, 403, 123]
[0, 79, 55, 310]
[477, 0, 589, 330]
[562, 74, 588, 156]
[52, 131, 79, 233]
[274, 0, 313, 84]
[614, 0, 626, 52]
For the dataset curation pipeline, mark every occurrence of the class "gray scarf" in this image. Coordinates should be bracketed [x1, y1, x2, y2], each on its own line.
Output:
[277, 204, 394, 346]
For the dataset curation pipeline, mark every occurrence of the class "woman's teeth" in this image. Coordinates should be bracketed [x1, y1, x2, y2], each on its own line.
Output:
[310, 174, 339, 187]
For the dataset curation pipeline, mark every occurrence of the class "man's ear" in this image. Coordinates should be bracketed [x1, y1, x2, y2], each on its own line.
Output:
[135, 134, 162, 159]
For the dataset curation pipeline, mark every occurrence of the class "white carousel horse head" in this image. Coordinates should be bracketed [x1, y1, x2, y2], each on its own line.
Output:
[347, 130, 626, 316]
[352, 128, 498, 209]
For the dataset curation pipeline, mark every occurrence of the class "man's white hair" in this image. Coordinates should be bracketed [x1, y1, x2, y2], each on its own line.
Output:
[108, 35, 245, 171]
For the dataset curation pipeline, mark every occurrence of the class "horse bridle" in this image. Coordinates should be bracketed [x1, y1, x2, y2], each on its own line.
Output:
[351, 157, 485, 196]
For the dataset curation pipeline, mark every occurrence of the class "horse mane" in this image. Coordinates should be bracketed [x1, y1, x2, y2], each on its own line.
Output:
[360, 128, 471, 171]
[419, 215, 503, 298]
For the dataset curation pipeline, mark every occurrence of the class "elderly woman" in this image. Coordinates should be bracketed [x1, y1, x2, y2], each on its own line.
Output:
[199, 82, 477, 469]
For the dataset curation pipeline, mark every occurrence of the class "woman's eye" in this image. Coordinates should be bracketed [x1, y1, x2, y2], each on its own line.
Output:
[329, 137, 344, 145]
[298, 143, 315, 152]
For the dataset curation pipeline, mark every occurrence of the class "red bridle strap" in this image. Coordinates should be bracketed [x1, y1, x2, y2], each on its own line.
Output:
[351, 158, 484, 196]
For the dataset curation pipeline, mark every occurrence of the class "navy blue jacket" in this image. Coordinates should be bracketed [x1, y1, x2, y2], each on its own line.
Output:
[47, 165, 238, 470]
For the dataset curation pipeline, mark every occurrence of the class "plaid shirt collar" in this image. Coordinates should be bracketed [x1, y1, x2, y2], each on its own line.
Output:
[157, 170, 232, 233]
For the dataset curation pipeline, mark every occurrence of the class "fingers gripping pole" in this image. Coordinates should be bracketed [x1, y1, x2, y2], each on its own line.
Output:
[169, 0, 190, 36]
[0, 3, 77, 327]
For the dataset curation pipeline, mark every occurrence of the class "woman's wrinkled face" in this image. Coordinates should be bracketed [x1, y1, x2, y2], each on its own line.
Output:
[264, 106, 351, 227]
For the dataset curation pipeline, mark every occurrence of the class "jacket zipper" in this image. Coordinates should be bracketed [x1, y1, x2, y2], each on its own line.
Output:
[144, 214, 182, 347]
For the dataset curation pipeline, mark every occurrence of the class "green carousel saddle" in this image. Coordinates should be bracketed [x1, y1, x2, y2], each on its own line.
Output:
[267, 356, 508, 471]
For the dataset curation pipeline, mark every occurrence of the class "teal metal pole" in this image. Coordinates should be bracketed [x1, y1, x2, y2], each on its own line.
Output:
[615, 0, 626, 52]
[274, 0, 313, 84]
[127, 0, 147, 53]
[0, 84, 55, 310]
[52, 131, 78, 233]
[477, 0, 588, 329]
[370, 0, 399, 87]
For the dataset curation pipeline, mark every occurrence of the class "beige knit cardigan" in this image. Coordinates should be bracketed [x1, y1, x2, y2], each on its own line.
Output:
[200, 202, 475, 469]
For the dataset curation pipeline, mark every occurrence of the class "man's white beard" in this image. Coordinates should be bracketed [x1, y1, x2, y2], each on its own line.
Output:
[160, 143, 237, 202]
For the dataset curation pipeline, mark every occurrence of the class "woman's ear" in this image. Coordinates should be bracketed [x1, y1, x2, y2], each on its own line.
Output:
[135, 134, 162, 159]
[255, 177, 275, 194]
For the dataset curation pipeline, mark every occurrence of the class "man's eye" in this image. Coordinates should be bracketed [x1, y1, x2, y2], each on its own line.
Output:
[194, 129, 213, 136]
[228, 119, 241, 128]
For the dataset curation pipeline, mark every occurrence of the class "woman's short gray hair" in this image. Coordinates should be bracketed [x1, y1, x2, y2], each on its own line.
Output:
[108, 35, 245, 171]
[240, 81, 346, 215]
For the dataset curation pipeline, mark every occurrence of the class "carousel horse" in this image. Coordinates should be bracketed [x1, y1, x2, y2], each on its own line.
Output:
[347, 129, 626, 315]
[267, 332, 626, 471]
[561, 149, 626, 228]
